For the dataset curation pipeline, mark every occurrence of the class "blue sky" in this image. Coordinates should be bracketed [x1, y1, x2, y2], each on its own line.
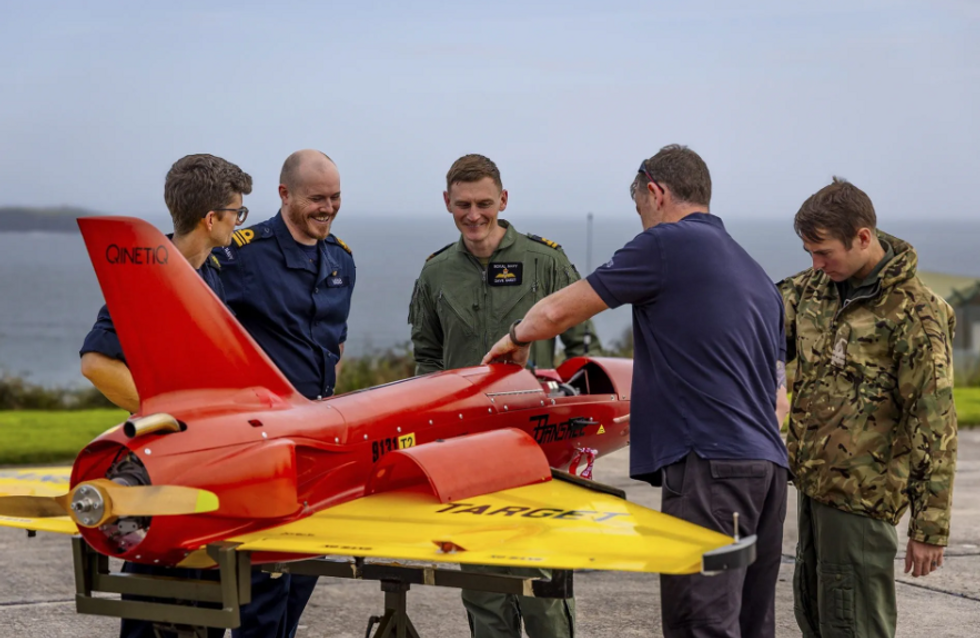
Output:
[1, 0, 976, 220]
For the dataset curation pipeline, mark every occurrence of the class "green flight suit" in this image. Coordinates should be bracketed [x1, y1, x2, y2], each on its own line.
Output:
[409, 220, 599, 376]
[409, 219, 592, 638]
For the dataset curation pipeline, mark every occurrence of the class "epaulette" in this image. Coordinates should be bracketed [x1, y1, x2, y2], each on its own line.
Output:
[231, 227, 260, 248]
[426, 242, 454, 262]
[526, 233, 562, 250]
[332, 235, 352, 255]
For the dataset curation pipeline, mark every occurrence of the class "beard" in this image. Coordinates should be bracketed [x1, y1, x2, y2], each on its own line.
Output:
[285, 203, 334, 242]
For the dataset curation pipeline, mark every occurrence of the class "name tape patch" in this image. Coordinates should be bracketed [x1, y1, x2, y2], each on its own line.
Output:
[488, 262, 523, 286]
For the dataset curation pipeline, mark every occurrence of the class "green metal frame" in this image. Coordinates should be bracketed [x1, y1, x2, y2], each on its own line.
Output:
[70, 536, 572, 636]
[72, 537, 251, 630]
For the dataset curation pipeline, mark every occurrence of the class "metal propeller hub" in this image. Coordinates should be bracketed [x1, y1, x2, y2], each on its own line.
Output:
[70, 484, 106, 527]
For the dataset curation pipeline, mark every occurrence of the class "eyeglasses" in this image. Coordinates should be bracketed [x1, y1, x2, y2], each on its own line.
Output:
[209, 206, 249, 225]
[630, 161, 662, 201]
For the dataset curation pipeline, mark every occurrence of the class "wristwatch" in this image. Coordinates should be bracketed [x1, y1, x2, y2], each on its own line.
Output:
[509, 319, 531, 347]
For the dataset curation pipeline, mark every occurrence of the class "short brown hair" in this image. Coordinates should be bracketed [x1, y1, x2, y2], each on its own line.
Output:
[446, 154, 502, 192]
[635, 144, 711, 207]
[165, 154, 253, 235]
[794, 177, 876, 248]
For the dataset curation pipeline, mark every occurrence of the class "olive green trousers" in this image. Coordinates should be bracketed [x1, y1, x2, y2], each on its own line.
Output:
[460, 564, 574, 638]
[794, 494, 898, 638]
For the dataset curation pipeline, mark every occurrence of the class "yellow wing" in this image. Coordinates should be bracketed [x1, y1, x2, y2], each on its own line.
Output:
[225, 479, 736, 575]
[0, 466, 77, 534]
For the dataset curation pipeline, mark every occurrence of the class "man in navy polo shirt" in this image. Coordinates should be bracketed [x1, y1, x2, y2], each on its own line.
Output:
[215, 149, 355, 638]
[484, 144, 789, 638]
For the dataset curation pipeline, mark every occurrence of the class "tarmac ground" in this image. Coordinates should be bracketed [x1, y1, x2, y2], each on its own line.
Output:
[2, 430, 979, 637]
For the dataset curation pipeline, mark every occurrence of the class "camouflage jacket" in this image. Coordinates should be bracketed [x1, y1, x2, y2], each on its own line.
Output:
[779, 232, 957, 545]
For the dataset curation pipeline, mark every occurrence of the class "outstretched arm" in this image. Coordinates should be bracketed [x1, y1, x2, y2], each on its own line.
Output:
[483, 279, 608, 366]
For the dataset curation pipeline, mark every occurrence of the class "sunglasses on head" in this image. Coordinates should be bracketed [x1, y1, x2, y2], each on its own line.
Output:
[630, 161, 662, 201]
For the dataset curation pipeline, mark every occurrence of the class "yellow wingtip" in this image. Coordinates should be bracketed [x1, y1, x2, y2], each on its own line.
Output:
[195, 490, 220, 513]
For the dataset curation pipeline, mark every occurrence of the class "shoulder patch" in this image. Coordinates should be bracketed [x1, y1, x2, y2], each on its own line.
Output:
[526, 233, 562, 250]
[332, 236, 352, 255]
[426, 242, 454, 262]
[231, 228, 258, 248]
[209, 254, 221, 269]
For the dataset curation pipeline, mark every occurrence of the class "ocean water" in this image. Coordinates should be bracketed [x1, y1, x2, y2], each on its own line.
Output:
[1, 213, 977, 387]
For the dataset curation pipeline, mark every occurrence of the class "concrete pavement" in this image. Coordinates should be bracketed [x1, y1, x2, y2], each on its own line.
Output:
[2, 431, 978, 636]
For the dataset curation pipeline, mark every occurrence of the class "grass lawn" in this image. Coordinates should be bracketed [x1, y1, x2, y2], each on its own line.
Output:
[954, 387, 980, 428]
[0, 409, 128, 465]
[1, 389, 979, 466]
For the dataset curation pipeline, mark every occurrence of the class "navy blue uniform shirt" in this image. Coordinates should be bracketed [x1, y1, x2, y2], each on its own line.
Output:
[586, 213, 788, 480]
[213, 211, 355, 400]
[79, 247, 226, 364]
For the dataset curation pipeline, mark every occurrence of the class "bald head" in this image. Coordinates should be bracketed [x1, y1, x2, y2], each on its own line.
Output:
[280, 149, 336, 191]
[278, 149, 342, 245]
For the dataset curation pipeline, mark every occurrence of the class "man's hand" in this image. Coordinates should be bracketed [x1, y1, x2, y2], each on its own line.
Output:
[482, 334, 529, 367]
[905, 539, 945, 577]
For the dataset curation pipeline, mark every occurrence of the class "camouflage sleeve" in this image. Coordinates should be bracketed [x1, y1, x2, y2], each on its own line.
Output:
[408, 276, 444, 376]
[553, 255, 601, 356]
[776, 274, 802, 363]
[900, 298, 958, 546]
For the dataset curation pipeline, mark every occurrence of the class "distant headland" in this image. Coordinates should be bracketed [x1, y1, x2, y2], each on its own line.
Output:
[0, 207, 103, 232]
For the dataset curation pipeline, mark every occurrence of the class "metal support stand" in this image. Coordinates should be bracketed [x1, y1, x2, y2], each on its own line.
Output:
[369, 580, 421, 638]
[69, 537, 577, 637]
[263, 557, 573, 638]
[71, 537, 251, 633]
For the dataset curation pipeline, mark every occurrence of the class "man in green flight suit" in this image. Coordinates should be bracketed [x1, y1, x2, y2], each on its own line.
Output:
[409, 153, 597, 638]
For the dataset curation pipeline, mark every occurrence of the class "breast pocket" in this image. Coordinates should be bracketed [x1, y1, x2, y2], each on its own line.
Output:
[824, 316, 897, 426]
[437, 289, 478, 339]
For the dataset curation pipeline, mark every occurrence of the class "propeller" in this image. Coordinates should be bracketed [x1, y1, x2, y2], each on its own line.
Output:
[0, 479, 219, 527]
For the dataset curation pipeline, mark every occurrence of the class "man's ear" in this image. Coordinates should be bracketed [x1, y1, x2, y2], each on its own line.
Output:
[443, 190, 451, 213]
[646, 181, 662, 206]
[278, 184, 289, 203]
[498, 189, 508, 212]
[857, 227, 874, 249]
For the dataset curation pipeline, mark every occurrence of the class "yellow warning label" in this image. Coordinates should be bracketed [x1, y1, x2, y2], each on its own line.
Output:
[398, 433, 416, 449]
[597, 425, 606, 435]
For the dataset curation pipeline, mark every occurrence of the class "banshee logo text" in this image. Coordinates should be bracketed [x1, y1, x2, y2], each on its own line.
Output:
[530, 414, 587, 444]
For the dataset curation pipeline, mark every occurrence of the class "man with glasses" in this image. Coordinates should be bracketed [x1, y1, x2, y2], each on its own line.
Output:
[483, 145, 790, 638]
[81, 152, 250, 413]
[79, 153, 252, 638]
[215, 149, 355, 638]
[409, 153, 596, 638]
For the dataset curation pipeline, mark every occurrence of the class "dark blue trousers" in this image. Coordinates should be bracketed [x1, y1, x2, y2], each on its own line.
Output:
[231, 570, 319, 638]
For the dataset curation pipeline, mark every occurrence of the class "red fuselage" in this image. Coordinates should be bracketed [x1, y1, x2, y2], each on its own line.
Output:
[70, 357, 632, 566]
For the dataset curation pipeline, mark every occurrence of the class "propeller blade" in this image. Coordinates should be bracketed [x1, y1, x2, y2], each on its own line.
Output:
[90, 480, 219, 517]
[0, 480, 218, 526]
[0, 494, 70, 518]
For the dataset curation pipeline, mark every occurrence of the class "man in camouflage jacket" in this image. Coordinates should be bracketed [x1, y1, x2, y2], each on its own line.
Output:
[780, 177, 957, 637]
